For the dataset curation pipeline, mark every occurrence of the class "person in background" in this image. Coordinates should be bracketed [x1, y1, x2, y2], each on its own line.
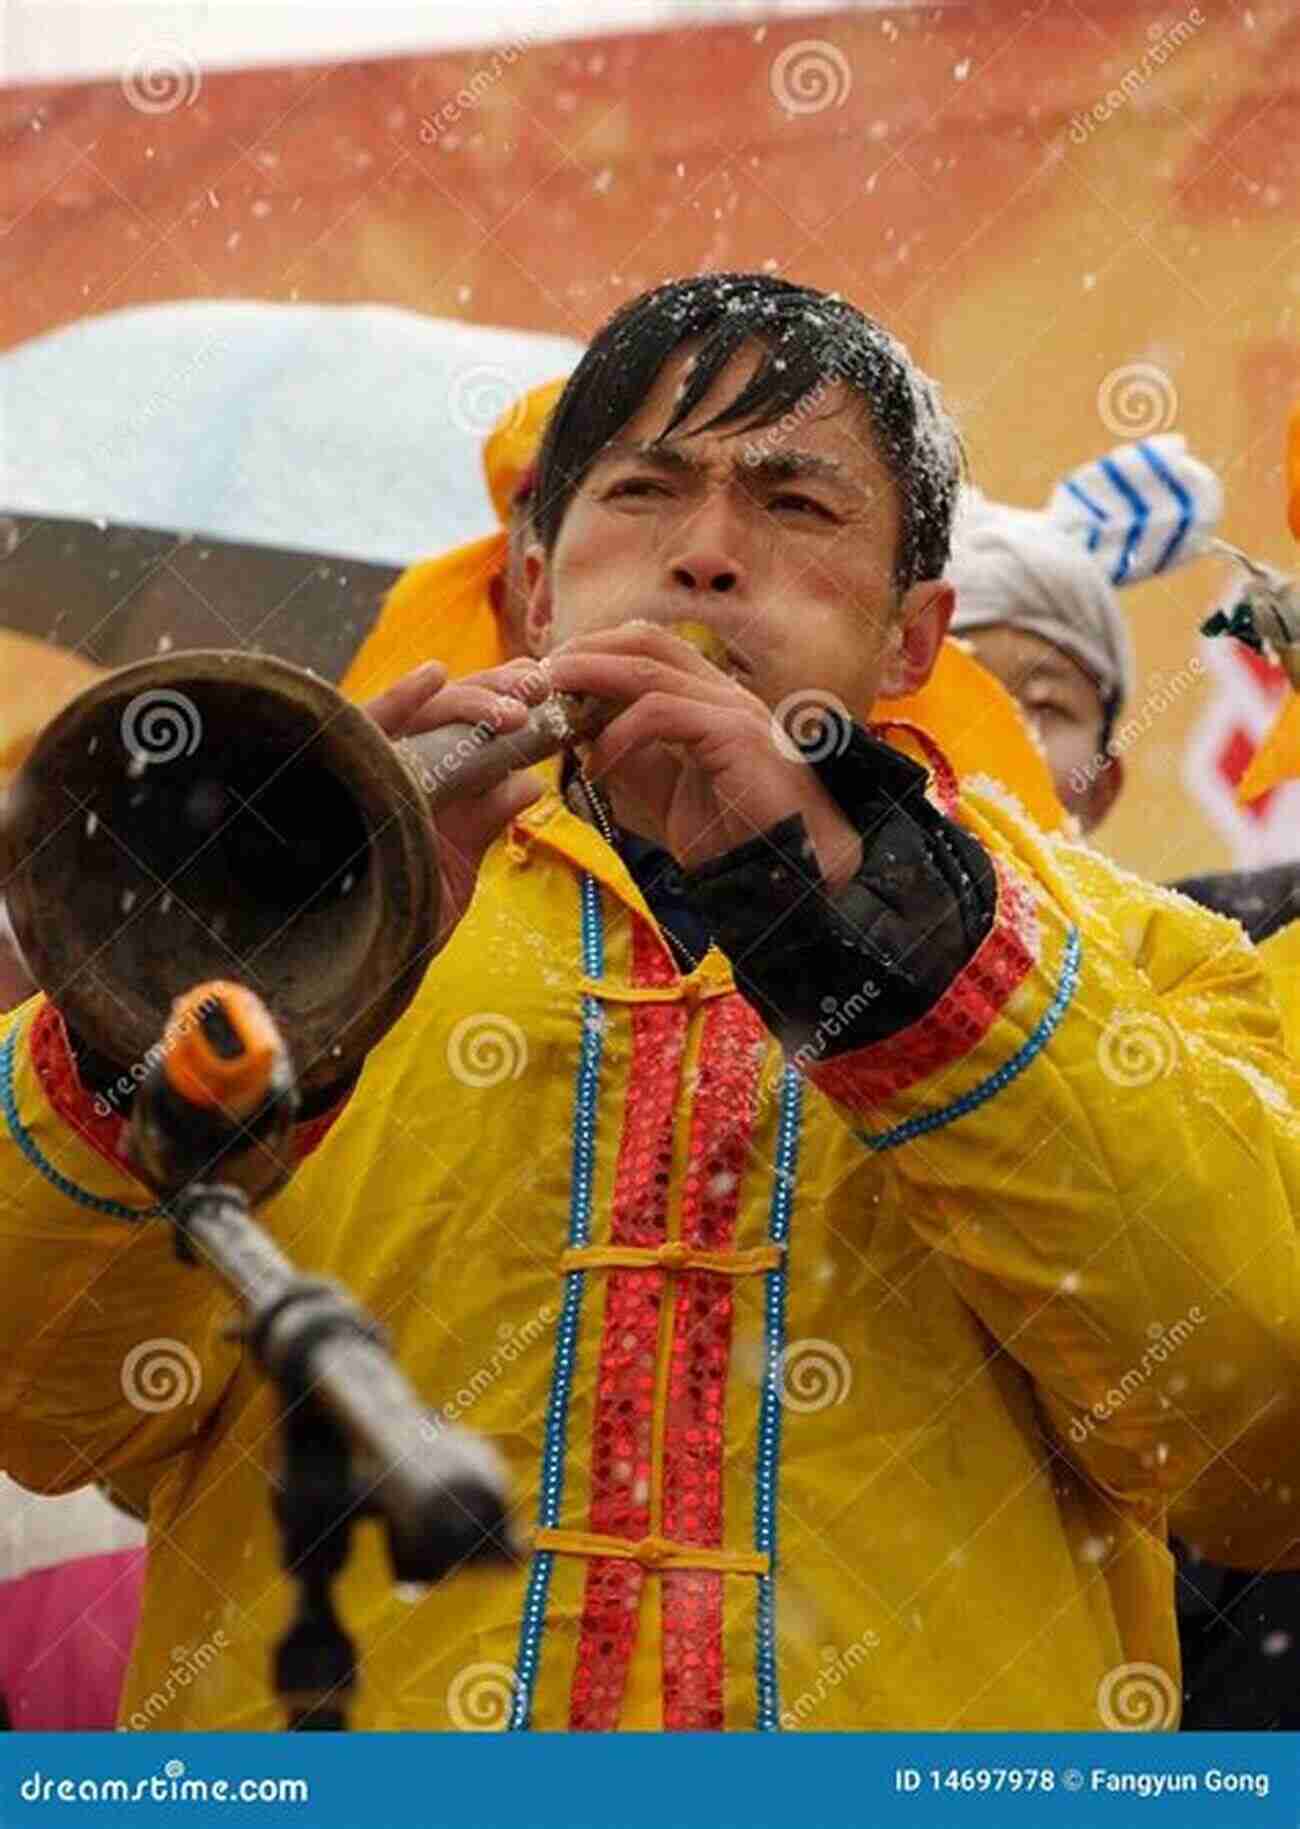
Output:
[946, 491, 1133, 834]
[339, 377, 567, 701]
[948, 477, 1300, 1730]
[0, 1478, 144, 1730]
[0, 915, 146, 1731]
[2, 675, 144, 1730]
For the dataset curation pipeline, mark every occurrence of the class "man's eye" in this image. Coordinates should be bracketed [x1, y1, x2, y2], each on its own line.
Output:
[769, 492, 834, 520]
[606, 477, 671, 500]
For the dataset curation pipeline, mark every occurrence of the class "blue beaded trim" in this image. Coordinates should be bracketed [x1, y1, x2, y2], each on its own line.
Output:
[510, 873, 605, 1730]
[0, 1023, 161, 1220]
[755, 1063, 803, 1731]
[857, 927, 1082, 1154]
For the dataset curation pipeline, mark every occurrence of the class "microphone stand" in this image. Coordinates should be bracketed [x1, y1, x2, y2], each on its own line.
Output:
[129, 986, 515, 1731]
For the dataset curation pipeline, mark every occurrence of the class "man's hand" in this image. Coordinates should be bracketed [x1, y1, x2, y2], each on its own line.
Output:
[363, 658, 546, 952]
[544, 623, 864, 890]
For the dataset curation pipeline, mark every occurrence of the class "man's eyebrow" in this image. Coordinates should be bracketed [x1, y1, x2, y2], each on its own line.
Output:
[743, 449, 857, 489]
[591, 438, 701, 475]
[593, 439, 862, 491]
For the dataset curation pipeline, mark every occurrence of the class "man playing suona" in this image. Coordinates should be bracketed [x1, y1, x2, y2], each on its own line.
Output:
[2, 274, 1300, 1731]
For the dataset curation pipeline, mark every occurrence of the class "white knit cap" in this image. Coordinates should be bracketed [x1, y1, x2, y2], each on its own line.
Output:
[947, 489, 1137, 716]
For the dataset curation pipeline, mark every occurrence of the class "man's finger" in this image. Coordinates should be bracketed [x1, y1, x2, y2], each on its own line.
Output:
[545, 648, 749, 711]
[392, 684, 531, 739]
[553, 619, 739, 678]
[362, 659, 449, 735]
[585, 693, 751, 777]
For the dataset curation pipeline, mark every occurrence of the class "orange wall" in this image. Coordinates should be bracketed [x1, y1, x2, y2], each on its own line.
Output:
[3, 0, 1299, 876]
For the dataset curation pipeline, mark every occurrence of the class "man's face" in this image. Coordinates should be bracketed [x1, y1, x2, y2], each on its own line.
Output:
[958, 622, 1122, 831]
[524, 341, 951, 718]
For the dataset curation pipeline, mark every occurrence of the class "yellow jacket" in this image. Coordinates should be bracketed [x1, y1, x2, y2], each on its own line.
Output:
[2, 737, 1299, 1731]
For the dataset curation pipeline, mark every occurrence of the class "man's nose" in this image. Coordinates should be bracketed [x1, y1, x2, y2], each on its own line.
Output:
[671, 553, 739, 592]
[666, 496, 745, 594]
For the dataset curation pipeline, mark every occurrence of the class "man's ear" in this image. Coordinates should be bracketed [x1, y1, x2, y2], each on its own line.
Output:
[522, 542, 554, 658]
[876, 578, 953, 699]
[1080, 750, 1125, 833]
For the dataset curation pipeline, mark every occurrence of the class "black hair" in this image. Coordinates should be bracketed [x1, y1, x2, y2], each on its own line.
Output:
[532, 273, 962, 591]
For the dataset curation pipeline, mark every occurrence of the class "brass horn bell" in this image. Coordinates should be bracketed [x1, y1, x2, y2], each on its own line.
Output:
[2, 651, 440, 1101]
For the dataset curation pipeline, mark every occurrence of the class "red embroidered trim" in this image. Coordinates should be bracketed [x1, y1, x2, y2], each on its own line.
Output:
[662, 1570, 725, 1731]
[867, 719, 960, 815]
[810, 857, 1041, 1110]
[27, 1002, 348, 1177]
[570, 918, 686, 1732]
[568, 1557, 647, 1733]
[28, 1002, 135, 1174]
[661, 995, 765, 1731]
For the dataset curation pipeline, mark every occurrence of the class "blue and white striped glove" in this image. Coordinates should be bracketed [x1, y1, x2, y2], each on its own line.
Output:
[1044, 434, 1224, 588]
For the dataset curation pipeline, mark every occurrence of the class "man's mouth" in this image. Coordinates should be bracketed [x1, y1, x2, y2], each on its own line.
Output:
[665, 620, 752, 678]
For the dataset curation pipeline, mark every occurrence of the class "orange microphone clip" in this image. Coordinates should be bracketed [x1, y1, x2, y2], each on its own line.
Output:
[164, 981, 284, 1120]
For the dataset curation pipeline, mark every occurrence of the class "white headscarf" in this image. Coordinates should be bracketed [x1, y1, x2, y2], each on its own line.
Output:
[947, 490, 1137, 716]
